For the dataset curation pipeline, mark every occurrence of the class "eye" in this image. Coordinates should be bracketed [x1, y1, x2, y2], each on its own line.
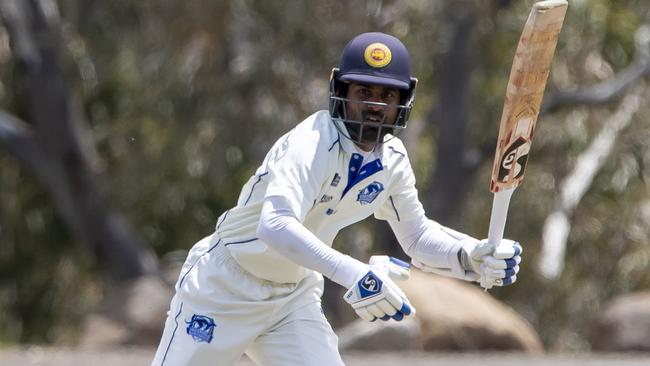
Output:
[356, 87, 370, 98]
[382, 90, 398, 102]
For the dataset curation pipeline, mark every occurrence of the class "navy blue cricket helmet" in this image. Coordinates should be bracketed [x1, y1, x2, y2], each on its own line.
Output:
[329, 32, 418, 147]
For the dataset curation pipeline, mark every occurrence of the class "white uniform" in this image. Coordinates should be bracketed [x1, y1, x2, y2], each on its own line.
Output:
[151, 110, 455, 366]
[222, 110, 424, 284]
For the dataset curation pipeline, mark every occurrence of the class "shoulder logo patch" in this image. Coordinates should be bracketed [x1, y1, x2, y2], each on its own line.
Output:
[357, 181, 384, 205]
[186, 314, 216, 343]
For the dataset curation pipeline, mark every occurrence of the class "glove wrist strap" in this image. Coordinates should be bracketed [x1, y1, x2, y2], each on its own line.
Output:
[459, 248, 473, 272]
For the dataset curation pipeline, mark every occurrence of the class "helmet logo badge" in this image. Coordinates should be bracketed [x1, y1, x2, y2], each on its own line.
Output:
[364, 43, 392, 68]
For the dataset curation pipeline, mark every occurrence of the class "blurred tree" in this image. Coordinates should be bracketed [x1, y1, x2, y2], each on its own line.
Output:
[424, 0, 479, 227]
[0, 0, 157, 281]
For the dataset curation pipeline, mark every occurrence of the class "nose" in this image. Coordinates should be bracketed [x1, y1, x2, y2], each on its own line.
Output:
[365, 94, 384, 111]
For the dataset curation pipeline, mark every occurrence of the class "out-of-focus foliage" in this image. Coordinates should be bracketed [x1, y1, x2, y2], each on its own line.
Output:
[0, 0, 649, 350]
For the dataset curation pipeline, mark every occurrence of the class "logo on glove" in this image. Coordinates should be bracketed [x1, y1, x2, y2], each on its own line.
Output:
[358, 272, 383, 298]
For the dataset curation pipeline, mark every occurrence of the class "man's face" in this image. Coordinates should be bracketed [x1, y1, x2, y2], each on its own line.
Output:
[344, 83, 402, 149]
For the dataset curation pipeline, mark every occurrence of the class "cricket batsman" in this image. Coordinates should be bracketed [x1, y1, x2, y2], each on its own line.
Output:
[152, 32, 523, 366]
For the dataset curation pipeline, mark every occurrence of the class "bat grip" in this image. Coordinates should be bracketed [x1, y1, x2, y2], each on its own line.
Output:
[487, 188, 515, 248]
[482, 188, 515, 290]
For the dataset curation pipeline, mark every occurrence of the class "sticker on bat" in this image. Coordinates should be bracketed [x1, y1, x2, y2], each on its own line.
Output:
[498, 137, 530, 183]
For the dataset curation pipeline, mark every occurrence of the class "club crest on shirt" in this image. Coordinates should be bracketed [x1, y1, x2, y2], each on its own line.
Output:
[357, 181, 384, 205]
[186, 314, 216, 343]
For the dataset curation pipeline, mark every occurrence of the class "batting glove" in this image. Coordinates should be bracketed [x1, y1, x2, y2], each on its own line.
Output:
[343, 261, 415, 322]
[460, 238, 522, 289]
[368, 255, 411, 281]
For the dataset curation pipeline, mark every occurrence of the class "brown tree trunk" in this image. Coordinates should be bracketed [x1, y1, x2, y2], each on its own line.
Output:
[0, 0, 157, 281]
[424, 5, 478, 227]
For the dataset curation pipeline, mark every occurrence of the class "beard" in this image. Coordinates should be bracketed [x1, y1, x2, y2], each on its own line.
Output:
[345, 110, 394, 144]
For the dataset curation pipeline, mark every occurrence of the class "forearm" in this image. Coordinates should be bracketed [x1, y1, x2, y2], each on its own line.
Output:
[256, 196, 366, 288]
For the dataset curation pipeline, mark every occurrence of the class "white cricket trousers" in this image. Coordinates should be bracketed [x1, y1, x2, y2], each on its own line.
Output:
[151, 233, 345, 366]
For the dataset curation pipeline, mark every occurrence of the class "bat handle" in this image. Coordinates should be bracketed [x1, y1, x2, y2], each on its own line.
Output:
[482, 187, 516, 290]
[487, 188, 515, 248]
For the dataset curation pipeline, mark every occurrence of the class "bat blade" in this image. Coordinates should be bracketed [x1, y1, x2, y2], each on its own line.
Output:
[482, 1, 568, 290]
[490, 0, 568, 193]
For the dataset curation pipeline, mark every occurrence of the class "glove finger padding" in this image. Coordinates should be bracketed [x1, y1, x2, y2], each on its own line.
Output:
[487, 263, 520, 287]
[470, 239, 523, 288]
[366, 303, 386, 318]
[354, 307, 375, 322]
[344, 270, 415, 322]
[482, 256, 521, 270]
[492, 240, 523, 259]
[375, 299, 398, 316]
[481, 265, 519, 279]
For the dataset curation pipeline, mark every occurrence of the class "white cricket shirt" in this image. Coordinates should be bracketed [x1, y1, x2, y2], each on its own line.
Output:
[216, 110, 425, 283]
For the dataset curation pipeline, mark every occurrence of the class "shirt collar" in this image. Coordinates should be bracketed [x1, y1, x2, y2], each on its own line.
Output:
[332, 119, 359, 154]
[332, 118, 391, 159]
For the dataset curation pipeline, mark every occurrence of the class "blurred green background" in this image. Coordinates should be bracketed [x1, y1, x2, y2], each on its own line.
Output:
[1, 0, 649, 352]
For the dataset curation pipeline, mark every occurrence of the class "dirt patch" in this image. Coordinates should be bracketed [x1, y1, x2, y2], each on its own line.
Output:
[2, 347, 650, 366]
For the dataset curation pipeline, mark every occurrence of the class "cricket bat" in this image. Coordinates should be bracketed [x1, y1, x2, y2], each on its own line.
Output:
[484, 0, 568, 289]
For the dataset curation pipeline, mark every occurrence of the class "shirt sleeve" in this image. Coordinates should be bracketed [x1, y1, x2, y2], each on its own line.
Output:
[256, 196, 367, 288]
[388, 215, 468, 277]
[262, 129, 329, 222]
[374, 154, 425, 222]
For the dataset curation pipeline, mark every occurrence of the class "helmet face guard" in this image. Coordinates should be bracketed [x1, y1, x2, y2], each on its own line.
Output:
[328, 32, 417, 149]
[329, 68, 417, 147]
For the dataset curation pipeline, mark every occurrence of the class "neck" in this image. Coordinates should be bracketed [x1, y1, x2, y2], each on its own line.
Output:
[354, 141, 375, 152]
